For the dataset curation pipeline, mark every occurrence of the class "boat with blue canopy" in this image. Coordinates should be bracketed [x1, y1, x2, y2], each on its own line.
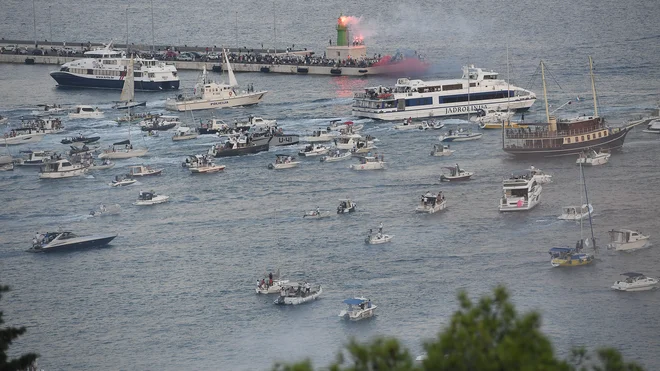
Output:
[339, 297, 377, 321]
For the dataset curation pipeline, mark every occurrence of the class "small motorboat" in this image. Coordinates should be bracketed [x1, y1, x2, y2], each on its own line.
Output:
[549, 246, 594, 267]
[89, 204, 121, 217]
[611, 273, 658, 291]
[190, 163, 226, 174]
[339, 298, 377, 321]
[416, 191, 447, 214]
[38, 159, 88, 179]
[88, 159, 115, 170]
[2, 129, 45, 146]
[303, 129, 336, 143]
[337, 199, 357, 214]
[440, 164, 473, 181]
[133, 191, 170, 206]
[365, 224, 393, 244]
[15, 150, 56, 166]
[61, 135, 100, 144]
[303, 208, 332, 219]
[642, 119, 660, 134]
[608, 229, 650, 251]
[128, 165, 163, 177]
[274, 282, 322, 305]
[113, 100, 147, 110]
[255, 270, 289, 294]
[68, 105, 104, 119]
[110, 174, 136, 187]
[29, 231, 117, 252]
[438, 128, 483, 142]
[299, 144, 329, 157]
[558, 204, 593, 221]
[430, 144, 454, 157]
[140, 115, 180, 131]
[528, 166, 552, 184]
[320, 150, 352, 163]
[172, 127, 199, 141]
[31, 104, 66, 117]
[576, 149, 610, 166]
[350, 156, 386, 171]
[268, 154, 300, 170]
[394, 118, 432, 130]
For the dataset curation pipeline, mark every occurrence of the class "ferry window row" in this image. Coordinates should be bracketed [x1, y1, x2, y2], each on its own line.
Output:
[405, 97, 433, 107]
[440, 91, 512, 104]
[565, 131, 605, 144]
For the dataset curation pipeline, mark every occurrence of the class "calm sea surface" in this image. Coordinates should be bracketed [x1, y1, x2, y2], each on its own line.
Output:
[1, 1, 660, 370]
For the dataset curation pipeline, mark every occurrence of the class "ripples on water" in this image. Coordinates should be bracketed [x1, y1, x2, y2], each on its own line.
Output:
[2, 0, 660, 369]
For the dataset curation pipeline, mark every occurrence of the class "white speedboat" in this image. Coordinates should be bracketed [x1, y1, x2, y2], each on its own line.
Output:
[172, 127, 198, 141]
[328, 120, 364, 134]
[576, 149, 610, 166]
[416, 191, 447, 213]
[268, 155, 300, 170]
[430, 144, 454, 157]
[31, 104, 66, 117]
[128, 165, 163, 177]
[335, 134, 364, 150]
[320, 150, 352, 163]
[337, 199, 357, 214]
[558, 204, 593, 221]
[89, 204, 121, 217]
[166, 51, 266, 111]
[303, 209, 332, 219]
[88, 159, 115, 170]
[68, 105, 104, 119]
[303, 129, 336, 143]
[133, 191, 170, 206]
[2, 129, 45, 146]
[642, 119, 660, 134]
[110, 174, 136, 187]
[255, 270, 289, 294]
[98, 139, 148, 160]
[394, 118, 432, 130]
[38, 159, 88, 179]
[528, 166, 552, 184]
[608, 229, 650, 251]
[350, 156, 386, 170]
[499, 170, 542, 212]
[339, 298, 376, 321]
[440, 163, 473, 181]
[29, 231, 117, 252]
[274, 283, 322, 305]
[438, 128, 483, 142]
[365, 231, 393, 244]
[612, 273, 658, 291]
[299, 144, 329, 157]
[15, 150, 56, 166]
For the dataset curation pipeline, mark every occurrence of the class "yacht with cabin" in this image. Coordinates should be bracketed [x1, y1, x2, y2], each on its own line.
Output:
[352, 65, 536, 121]
[499, 170, 542, 212]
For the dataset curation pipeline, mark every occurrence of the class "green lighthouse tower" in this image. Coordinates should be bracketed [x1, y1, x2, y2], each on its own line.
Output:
[326, 14, 367, 62]
[336, 15, 349, 46]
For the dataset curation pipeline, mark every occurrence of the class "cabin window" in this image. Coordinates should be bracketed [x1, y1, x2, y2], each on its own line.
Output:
[598, 132, 602, 138]
[87, 69, 93, 75]
[148, 73, 155, 78]
[587, 135, 591, 140]
[567, 138, 571, 143]
[134, 72, 142, 77]
[469, 83, 476, 87]
[575, 137, 579, 142]
[581, 135, 585, 141]
[405, 97, 433, 107]
[442, 84, 463, 91]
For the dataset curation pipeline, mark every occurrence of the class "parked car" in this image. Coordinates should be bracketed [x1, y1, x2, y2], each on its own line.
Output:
[31, 48, 45, 55]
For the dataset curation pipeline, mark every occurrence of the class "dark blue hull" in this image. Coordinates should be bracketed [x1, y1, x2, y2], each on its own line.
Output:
[31, 235, 117, 253]
[50, 72, 179, 91]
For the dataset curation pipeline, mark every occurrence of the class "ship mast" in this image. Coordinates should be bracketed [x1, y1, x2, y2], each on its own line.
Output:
[503, 45, 510, 149]
[589, 56, 599, 117]
[541, 61, 550, 124]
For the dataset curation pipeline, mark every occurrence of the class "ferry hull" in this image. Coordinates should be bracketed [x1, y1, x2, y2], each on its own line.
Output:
[504, 127, 630, 157]
[352, 99, 534, 121]
[50, 71, 180, 91]
[165, 92, 267, 111]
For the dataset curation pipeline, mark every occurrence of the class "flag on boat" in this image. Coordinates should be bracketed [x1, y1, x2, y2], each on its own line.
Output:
[517, 199, 524, 207]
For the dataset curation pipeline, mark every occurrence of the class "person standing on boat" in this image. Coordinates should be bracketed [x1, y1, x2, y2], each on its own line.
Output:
[378, 222, 383, 234]
[268, 272, 273, 286]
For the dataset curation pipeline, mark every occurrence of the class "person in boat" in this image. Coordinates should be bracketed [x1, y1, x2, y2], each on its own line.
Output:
[378, 222, 383, 234]
[315, 206, 320, 215]
[268, 272, 273, 286]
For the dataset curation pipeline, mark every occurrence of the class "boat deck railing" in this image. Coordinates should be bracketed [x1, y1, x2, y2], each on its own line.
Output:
[505, 125, 608, 140]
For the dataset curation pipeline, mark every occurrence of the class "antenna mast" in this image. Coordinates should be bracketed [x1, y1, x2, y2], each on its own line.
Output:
[589, 56, 599, 117]
[541, 61, 550, 123]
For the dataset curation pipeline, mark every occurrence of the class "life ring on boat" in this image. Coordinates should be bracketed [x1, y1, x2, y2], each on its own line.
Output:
[229, 91, 233, 97]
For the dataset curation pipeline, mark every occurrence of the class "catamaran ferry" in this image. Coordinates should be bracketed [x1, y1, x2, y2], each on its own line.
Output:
[50, 42, 179, 91]
[352, 65, 536, 121]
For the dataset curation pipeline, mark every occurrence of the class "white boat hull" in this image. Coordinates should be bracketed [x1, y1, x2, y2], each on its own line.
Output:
[133, 195, 170, 205]
[110, 179, 136, 187]
[303, 135, 335, 143]
[89, 162, 115, 170]
[321, 152, 352, 162]
[303, 211, 331, 219]
[439, 133, 483, 142]
[339, 306, 377, 321]
[499, 185, 542, 212]
[268, 162, 300, 170]
[68, 112, 105, 119]
[612, 278, 658, 291]
[165, 91, 266, 111]
[416, 200, 447, 214]
[366, 234, 393, 244]
[558, 204, 593, 221]
[172, 134, 198, 141]
[299, 148, 329, 157]
[256, 280, 289, 294]
[353, 99, 535, 121]
[274, 286, 322, 305]
[610, 237, 650, 251]
[350, 162, 386, 170]
[99, 149, 148, 159]
[431, 149, 454, 156]
[190, 165, 225, 173]
[3, 133, 45, 145]
[39, 168, 87, 179]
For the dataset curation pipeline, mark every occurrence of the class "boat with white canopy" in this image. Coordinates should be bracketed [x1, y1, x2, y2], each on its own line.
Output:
[440, 163, 473, 181]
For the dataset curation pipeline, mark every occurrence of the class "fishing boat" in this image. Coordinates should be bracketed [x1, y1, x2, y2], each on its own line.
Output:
[607, 229, 650, 252]
[109, 174, 136, 187]
[38, 159, 88, 179]
[274, 282, 322, 305]
[299, 144, 329, 157]
[430, 144, 454, 156]
[438, 128, 483, 142]
[350, 156, 386, 170]
[337, 199, 357, 214]
[440, 163, 473, 181]
[576, 149, 610, 166]
[88, 159, 115, 170]
[303, 207, 332, 219]
[166, 50, 266, 111]
[268, 154, 300, 170]
[29, 231, 117, 252]
[49, 42, 179, 90]
[128, 165, 163, 177]
[172, 127, 198, 141]
[611, 273, 658, 291]
[320, 149, 352, 163]
[116, 112, 161, 125]
[255, 270, 289, 294]
[352, 65, 536, 121]
[503, 58, 636, 157]
[68, 105, 104, 119]
[498, 170, 542, 211]
[549, 163, 597, 267]
[339, 298, 377, 321]
[416, 191, 447, 213]
[89, 204, 121, 217]
[133, 191, 170, 206]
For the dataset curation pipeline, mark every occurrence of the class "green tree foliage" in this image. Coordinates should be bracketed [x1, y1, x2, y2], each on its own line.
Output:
[0, 284, 38, 371]
[274, 286, 645, 371]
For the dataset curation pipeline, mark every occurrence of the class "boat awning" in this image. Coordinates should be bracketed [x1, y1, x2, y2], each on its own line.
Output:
[622, 272, 644, 277]
[343, 298, 367, 305]
[113, 139, 131, 146]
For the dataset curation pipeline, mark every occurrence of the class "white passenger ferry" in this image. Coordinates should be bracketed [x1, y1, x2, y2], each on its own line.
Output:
[352, 65, 536, 121]
[50, 42, 180, 91]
